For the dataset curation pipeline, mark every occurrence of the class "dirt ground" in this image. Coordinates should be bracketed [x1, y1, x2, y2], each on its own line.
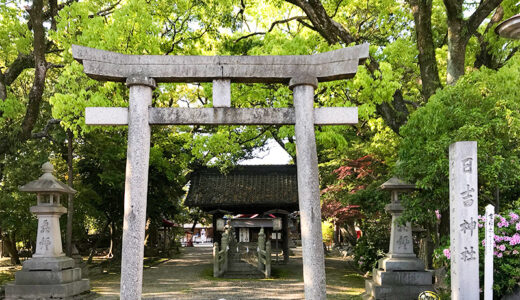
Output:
[89, 246, 365, 299]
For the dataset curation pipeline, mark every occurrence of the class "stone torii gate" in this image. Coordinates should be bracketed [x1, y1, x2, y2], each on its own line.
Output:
[72, 44, 368, 300]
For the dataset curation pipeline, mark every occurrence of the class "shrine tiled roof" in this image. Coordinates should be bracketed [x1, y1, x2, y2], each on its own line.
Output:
[185, 165, 298, 213]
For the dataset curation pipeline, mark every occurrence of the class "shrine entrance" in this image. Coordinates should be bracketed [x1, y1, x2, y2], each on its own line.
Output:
[72, 43, 368, 300]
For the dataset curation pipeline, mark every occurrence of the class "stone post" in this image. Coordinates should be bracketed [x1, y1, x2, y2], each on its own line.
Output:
[290, 75, 326, 300]
[120, 76, 156, 300]
[221, 230, 229, 272]
[282, 214, 289, 263]
[484, 204, 495, 300]
[265, 240, 272, 278]
[213, 242, 219, 277]
[258, 228, 265, 271]
[449, 141, 479, 300]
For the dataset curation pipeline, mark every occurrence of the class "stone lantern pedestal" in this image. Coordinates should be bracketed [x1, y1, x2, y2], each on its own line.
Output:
[5, 162, 89, 299]
[363, 177, 433, 300]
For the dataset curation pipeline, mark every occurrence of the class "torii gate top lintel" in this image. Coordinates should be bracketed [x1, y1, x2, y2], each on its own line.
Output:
[71, 44, 369, 83]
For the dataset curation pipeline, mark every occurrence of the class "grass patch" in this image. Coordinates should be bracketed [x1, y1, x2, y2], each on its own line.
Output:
[270, 267, 298, 280]
[0, 270, 15, 286]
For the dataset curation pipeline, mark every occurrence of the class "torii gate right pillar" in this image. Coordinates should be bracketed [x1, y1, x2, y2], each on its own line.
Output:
[291, 76, 326, 299]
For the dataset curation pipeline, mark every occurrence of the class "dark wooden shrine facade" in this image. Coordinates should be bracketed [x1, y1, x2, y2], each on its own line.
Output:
[185, 165, 299, 263]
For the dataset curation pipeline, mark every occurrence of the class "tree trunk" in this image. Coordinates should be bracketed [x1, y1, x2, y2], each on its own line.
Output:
[446, 24, 467, 85]
[66, 129, 74, 257]
[87, 220, 110, 264]
[408, 0, 442, 100]
[21, 0, 48, 141]
[418, 235, 434, 269]
[2, 233, 20, 265]
[106, 221, 114, 258]
[443, 0, 502, 85]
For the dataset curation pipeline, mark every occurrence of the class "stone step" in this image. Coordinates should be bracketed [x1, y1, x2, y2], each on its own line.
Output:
[364, 279, 433, 300]
[4, 279, 90, 299]
[373, 269, 433, 286]
[221, 270, 265, 279]
[228, 262, 258, 271]
[15, 267, 82, 285]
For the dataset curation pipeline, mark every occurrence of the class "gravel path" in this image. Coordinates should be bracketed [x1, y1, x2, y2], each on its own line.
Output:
[90, 246, 365, 299]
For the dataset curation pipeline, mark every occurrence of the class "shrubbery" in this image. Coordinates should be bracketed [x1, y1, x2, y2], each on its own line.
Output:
[433, 209, 520, 297]
[353, 215, 391, 273]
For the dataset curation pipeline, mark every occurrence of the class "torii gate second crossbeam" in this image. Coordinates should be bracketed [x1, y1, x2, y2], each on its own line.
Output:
[72, 44, 369, 300]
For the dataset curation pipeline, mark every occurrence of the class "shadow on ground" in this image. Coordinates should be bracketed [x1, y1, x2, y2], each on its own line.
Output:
[89, 247, 365, 299]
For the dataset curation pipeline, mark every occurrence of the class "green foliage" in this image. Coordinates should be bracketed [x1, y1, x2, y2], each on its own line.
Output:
[353, 214, 391, 273]
[433, 210, 520, 297]
[397, 56, 520, 226]
[322, 220, 335, 246]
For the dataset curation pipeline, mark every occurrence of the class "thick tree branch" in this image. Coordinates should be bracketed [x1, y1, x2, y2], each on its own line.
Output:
[0, 72, 6, 102]
[235, 16, 309, 43]
[466, 0, 503, 40]
[375, 90, 410, 134]
[31, 118, 61, 139]
[407, 0, 442, 100]
[3, 53, 35, 88]
[474, 6, 504, 69]
[286, 0, 355, 45]
[21, 0, 48, 141]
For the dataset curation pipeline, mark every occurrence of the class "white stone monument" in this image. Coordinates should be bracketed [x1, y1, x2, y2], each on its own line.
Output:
[72, 44, 369, 300]
[5, 162, 90, 299]
[449, 141, 479, 300]
[363, 177, 433, 299]
[484, 204, 494, 300]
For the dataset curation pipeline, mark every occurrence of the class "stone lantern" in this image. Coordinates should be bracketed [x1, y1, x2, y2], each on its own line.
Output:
[363, 177, 433, 300]
[496, 14, 520, 39]
[5, 162, 89, 299]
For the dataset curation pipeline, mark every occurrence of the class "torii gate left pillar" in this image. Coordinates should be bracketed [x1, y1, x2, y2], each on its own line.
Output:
[72, 44, 368, 299]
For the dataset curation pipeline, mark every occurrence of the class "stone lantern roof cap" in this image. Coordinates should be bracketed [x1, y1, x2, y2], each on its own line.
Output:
[19, 162, 76, 194]
[380, 177, 416, 191]
[495, 14, 520, 39]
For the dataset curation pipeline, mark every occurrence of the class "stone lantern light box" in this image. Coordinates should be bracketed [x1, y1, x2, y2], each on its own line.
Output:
[5, 162, 89, 299]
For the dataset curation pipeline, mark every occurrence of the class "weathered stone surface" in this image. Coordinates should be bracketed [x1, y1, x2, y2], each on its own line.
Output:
[30, 205, 68, 258]
[293, 82, 326, 300]
[385, 202, 414, 258]
[120, 81, 153, 300]
[19, 162, 76, 194]
[484, 204, 494, 300]
[85, 107, 358, 126]
[71, 44, 369, 83]
[5, 279, 89, 299]
[373, 269, 433, 286]
[213, 79, 231, 107]
[22, 256, 75, 271]
[363, 280, 433, 300]
[449, 141, 479, 300]
[15, 268, 81, 285]
[377, 256, 425, 271]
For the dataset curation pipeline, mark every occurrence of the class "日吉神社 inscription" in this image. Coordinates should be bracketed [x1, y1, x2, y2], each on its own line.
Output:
[72, 44, 369, 300]
[449, 141, 479, 300]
